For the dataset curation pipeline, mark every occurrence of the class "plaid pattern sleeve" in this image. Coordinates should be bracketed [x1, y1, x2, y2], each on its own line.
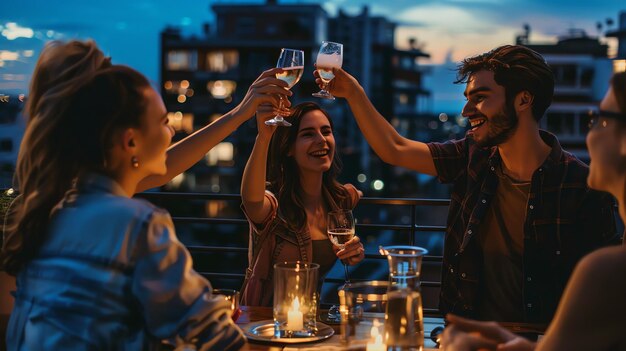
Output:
[427, 138, 470, 184]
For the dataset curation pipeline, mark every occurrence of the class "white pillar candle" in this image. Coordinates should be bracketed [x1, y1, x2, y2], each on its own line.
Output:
[286, 296, 304, 331]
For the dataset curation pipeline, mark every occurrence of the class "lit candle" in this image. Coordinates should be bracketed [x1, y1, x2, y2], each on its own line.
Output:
[286, 296, 304, 331]
[366, 320, 385, 351]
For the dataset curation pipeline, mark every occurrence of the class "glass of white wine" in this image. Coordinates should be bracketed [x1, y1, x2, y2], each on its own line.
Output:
[326, 209, 355, 322]
[312, 41, 343, 100]
[265, 48, 304, 127]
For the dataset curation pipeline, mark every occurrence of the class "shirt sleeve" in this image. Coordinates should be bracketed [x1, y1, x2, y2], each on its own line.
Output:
[426, 138, 469, 184]
[240, 190, 279, 236]
[131, 210, 245, 351]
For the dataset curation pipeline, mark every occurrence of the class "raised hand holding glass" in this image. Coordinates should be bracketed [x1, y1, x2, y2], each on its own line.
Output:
[313, 41, 343, 100]
[265, 48, 304, 127]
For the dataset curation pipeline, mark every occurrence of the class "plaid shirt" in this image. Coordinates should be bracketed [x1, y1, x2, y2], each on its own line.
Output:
[428, 131, 619, 323]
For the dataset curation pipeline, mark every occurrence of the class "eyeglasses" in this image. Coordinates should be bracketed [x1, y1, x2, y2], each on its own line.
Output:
[587, 110, 626, 130]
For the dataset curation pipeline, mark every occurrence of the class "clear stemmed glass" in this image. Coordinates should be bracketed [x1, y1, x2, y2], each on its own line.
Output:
[312, 41, 343, 100]
[265, 48, 304, 127]
[326, 209, 356, 321]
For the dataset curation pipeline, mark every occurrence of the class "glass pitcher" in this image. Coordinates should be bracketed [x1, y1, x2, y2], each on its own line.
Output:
[379, 245, 428, 351]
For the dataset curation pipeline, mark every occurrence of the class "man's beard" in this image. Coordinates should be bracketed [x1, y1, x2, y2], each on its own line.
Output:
[475, 102, 519, 148]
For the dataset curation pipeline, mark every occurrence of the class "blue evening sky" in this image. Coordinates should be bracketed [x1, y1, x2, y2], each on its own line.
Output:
[1, 0, 624, 109]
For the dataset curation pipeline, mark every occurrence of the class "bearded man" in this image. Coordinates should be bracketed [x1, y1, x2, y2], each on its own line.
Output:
[315, 45, 619, 324]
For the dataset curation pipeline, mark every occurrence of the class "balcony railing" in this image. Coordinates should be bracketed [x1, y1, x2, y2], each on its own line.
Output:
[137, 192, 450, 316]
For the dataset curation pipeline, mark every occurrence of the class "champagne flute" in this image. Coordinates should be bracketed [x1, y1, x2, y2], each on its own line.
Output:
[265, 48, 304, 127]
[326, 209, 355, 321]
[312, 41, 343, 100]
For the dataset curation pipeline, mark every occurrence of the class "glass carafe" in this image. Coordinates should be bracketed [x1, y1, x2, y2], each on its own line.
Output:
[379, 246, 428, 351]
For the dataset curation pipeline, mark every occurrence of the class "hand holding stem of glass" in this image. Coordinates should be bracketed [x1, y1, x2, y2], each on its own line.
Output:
[313, 41, 343, 100]
[326, 209, 355, 321]
[327, 209, 355, 283]
[265, 48, 304, 127]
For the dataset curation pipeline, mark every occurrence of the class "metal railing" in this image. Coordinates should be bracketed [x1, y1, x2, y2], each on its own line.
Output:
[137, 192, 451, 315]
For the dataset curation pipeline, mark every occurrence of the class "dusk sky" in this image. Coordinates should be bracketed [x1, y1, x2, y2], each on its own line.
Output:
[1, 0, 625, 102]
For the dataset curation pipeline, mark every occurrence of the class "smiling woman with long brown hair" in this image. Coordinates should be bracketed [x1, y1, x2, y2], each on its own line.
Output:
[240, 102, 366, 307]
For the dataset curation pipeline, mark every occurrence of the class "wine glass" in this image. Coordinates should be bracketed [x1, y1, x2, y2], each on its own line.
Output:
[265, 48, 304, 127]
[312, 41, 343, 100]
[326, 209, 355, 321]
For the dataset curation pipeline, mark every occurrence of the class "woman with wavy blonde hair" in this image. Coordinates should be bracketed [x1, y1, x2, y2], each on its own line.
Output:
[3, 61, 254, 350]
[1, 40, 290, 274]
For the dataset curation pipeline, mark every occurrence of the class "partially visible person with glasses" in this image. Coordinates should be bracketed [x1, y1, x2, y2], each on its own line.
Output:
[439, 71, 626, 351]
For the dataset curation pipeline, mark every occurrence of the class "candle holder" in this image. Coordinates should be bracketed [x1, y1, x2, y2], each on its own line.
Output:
[273, 261, 319, 338]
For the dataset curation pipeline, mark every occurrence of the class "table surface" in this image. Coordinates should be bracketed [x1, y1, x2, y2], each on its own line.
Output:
[237, 306, 442, 351]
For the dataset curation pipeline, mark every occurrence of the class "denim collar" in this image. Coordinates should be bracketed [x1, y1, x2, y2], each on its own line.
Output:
[76, 172, 127, 197]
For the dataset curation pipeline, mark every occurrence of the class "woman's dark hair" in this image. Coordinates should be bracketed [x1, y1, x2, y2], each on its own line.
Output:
[266, 102, 349, 231]
[1, 65, 150, 275]
[456, 45, 555, 121]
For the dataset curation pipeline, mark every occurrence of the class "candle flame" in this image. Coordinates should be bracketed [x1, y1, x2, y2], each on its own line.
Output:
[370, 324, 379, 338]
[291, 296, 300, 312]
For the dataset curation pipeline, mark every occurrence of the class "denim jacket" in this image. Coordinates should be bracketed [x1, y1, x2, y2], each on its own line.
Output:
[7, 173, 245, 350]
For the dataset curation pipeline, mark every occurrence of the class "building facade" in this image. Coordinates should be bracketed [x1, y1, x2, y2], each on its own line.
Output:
[520, 29, 613, 161]
[159, 1, 432, 195]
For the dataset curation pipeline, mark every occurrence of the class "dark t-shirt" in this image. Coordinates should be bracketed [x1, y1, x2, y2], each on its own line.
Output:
[478, 165, 529, 321]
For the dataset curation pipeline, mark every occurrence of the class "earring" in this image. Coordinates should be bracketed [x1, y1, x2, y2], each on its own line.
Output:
[131, 156, 139, 168]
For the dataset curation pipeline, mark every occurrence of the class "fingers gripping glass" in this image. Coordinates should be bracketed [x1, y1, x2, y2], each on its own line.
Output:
[587, 109, 626, 129]
[326, 209, 355, 322]
[265, 48, 304, 127]
[313, 41, 343, 100]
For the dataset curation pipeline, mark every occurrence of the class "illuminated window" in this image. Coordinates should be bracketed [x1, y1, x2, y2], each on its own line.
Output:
[206, 142, 234, 166]
[614, 60, 626, 73]
[164, 80, 194, 99]
[167, 112, 194, 133]
[207, 80, 237, 99]
[206, 200, 227, 216]
[206, 50, 239, 73]
[398, 94, 409, 105]
[164, 80, 181, 94]
[167, 50, 197, 71]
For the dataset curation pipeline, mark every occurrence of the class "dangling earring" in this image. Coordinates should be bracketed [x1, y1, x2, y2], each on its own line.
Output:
[131, 156, 139, 168]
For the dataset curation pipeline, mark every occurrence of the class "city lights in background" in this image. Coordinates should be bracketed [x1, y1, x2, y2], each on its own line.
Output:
[167, 111, 194, 133]
[207, 80, 236, 100]
[0, 22, 34, 40]
[205, 142, 234, 167]
[372, 180, 384, 191]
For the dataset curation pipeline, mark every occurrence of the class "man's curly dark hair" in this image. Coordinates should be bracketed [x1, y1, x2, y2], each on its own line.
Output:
[456, 45, 555, 121]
